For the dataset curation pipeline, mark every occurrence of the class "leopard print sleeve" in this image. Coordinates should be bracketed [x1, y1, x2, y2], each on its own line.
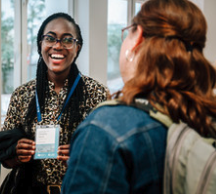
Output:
[81, 75, 109, 119]
[2, 80, 36, 131]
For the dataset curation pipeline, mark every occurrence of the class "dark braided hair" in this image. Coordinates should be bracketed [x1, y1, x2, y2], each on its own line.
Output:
[25, 12, 86, 140]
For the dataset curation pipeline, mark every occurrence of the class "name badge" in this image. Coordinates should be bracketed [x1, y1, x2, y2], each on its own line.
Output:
[34, 125, 60, 159]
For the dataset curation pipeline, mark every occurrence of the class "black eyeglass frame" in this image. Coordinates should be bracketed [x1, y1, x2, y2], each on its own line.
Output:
[41, 34, 80, 49]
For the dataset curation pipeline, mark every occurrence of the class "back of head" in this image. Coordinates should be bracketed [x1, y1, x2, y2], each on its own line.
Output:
[134, 0, 207, 49]
[121, 0, 216, 136]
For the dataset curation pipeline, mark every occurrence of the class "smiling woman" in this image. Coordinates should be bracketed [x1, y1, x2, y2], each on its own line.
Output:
[0, 12, 108, 194]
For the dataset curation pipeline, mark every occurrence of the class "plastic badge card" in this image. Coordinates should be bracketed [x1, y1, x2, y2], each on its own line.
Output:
[34, 125, 60, 159]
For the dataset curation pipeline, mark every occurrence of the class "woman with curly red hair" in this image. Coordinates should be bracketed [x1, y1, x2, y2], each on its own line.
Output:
[62, 0, 216, 193]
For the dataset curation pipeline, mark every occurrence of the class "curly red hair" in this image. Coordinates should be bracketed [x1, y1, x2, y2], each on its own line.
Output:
[120, 0, 216, 137]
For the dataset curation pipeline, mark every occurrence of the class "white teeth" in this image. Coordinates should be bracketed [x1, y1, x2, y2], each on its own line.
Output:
[51, 54, 64, 59]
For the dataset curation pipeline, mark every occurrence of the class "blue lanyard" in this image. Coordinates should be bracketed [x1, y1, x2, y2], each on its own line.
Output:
[36, 73, 81, 122]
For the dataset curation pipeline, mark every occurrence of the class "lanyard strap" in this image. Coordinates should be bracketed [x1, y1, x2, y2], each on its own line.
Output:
[36, 73, 81, 122]
[57, 74, 81, 121]
[36, 89, 42, 122]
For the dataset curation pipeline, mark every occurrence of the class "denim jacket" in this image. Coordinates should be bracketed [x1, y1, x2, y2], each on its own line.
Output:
[61, 104, 167, 194]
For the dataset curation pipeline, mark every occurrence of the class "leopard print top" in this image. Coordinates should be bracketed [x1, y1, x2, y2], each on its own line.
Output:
[2, 75, 108, 186]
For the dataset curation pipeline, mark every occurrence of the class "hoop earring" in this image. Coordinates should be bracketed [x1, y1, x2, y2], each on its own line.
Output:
[125, 49, 135, 62]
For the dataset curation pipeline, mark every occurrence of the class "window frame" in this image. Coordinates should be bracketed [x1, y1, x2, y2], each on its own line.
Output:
[0, 0, 1, 124]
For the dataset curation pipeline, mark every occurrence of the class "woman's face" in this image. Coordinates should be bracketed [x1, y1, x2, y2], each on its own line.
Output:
[41, 18, 80, 77]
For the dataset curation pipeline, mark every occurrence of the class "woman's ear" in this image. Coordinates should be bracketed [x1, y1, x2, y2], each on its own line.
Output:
[76, 45, 81, 52]
[131, 25, 144, 51]
[39, 41, 42, 54]
[74, 45, 81, 57]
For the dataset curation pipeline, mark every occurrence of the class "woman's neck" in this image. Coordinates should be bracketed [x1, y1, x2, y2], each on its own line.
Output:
[47, 72, 69, 94]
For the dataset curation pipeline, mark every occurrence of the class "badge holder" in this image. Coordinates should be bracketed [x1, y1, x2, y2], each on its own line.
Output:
[34, 125, 60, 159]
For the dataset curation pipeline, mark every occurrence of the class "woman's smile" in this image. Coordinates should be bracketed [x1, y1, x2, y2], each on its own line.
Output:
[49, 53, 66, 64]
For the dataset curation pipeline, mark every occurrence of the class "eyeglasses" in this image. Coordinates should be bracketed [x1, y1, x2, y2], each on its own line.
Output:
[41, 34, 79, 49]
[121, 24, 135, 42]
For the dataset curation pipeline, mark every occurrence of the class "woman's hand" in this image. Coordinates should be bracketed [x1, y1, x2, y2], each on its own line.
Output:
[16, 138, 36, 163]
[57, 144, 70, 162]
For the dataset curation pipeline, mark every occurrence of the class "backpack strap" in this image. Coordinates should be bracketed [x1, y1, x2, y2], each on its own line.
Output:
[96, 98, 173, 128]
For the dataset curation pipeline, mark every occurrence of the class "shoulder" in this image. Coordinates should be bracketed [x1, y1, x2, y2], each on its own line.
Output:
[81, 75, 109, 105]
[79, 103, 166, 140]
[90, 103, 151, 124]
[81, 75, 108, 94]
[13, 79, 36, 92]
[11, 79, 36, 98]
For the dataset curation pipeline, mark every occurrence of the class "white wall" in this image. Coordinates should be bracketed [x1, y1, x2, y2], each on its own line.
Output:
[74, 0, 108, 86]
[203, 0, 216, 65]
[190, 0, 204, 10]
[190, 0, 216, 66]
